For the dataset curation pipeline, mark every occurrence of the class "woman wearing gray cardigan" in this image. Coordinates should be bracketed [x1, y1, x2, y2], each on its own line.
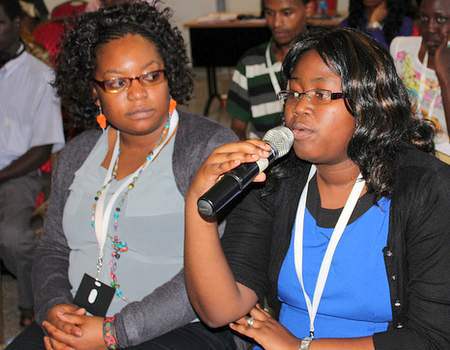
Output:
[7, 3, 237, 350]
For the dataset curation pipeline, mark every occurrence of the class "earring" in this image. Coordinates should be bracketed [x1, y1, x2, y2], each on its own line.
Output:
[169, 98, 177, 115]
[96, 105, 107, 130]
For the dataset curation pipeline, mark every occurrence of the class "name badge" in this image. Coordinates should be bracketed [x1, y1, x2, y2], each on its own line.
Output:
[73, 273, 115, 316]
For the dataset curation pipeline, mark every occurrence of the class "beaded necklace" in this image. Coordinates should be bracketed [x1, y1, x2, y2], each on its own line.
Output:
[91, 115, 174, 301]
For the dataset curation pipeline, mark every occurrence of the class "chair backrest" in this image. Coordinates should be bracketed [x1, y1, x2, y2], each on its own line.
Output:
[51, 0, 87, 20]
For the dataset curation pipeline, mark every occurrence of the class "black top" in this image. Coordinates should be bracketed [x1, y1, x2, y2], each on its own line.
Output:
[221, 144, 450, 349]
[306, 174, 376, 228]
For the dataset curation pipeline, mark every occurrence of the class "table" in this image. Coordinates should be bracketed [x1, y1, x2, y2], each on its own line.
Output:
[436, 142, 450, 164]
[186, 18, 270, 115]
[185, 16, 343, 115]
[437, 151, 450, 164]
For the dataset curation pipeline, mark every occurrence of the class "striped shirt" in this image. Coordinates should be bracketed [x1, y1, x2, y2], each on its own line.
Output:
[227, 41, 285, 134]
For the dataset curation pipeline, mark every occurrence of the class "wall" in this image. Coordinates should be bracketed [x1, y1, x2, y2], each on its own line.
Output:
[227, 0, 260, 14]
[44, 0, 349, 16]
[42, 0, 349, 59]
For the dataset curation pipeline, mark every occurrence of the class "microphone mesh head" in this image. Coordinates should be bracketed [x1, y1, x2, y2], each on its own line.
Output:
[262, 126, 294, 158]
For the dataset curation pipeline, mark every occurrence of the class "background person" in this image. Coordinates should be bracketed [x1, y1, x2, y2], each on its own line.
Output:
[0, 0, 64, 327]
[7, 2, 236, 349]
[390, 0, 450, 142]
[184, 28, 450, 350]
[226, 0, 309, 140]
[341, 0, 415, 48]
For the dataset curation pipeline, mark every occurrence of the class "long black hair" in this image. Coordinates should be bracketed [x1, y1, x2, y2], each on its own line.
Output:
[54, 0, 193, 128]
[271, 27, 433, 198]
[346, 0, 411, 45]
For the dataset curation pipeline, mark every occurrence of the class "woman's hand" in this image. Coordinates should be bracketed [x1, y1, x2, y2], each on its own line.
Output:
[187, 140, 272, 201]
[43, 314, 106, 350]
[43, 335, 72, 350]
[434, 35, 450, 83]
[229, 305, 300, 350]
[45, 304, 85, 338]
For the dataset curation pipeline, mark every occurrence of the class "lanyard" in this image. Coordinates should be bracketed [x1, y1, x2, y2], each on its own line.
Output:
[93, 110, 179, 278]
[265, 42, 282, 96]
[293, 165, 365, 338]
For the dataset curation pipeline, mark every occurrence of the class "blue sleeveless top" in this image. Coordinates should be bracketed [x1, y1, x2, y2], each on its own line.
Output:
[275, 179, 392, 341]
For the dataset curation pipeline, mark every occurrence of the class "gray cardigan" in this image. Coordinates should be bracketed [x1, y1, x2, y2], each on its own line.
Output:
[32, 112, 237, 347]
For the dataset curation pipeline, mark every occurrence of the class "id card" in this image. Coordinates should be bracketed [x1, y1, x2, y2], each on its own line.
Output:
[73, 273, 115, 317]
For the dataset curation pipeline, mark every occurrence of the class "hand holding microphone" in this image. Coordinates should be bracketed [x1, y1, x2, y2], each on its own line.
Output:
[197, 126, 294, 219]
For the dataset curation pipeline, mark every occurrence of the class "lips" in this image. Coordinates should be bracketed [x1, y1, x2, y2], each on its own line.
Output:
[288, 122, 315, 140]
[422, 35, 442, 48]
[273, 31, 290, 39]
[126, 108, 154, 119]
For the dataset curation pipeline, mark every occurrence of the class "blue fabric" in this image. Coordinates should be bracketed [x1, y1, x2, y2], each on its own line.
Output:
[276, 197, 392, 340]
[340, 16, 413, 48]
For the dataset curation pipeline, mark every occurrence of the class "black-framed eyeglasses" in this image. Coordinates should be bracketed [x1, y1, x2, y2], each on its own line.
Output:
[93, 69, 166, 93]
[278, 89, 345, 106]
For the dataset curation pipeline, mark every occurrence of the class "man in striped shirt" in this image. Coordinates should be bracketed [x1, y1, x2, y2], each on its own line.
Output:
[227, 0, 309, 139]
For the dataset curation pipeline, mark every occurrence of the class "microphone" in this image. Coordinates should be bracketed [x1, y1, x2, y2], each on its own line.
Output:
[197, 126, 294, 218]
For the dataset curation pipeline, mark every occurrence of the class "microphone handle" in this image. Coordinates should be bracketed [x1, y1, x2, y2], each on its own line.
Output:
[197, 151, 276, 218]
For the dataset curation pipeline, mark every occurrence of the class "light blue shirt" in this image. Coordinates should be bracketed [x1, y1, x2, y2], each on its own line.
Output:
[63, 131, 184, 314]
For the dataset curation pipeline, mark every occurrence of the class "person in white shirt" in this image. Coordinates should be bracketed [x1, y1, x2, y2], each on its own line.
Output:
[0, 0, 64, 326]
[390, 0, 450, 146]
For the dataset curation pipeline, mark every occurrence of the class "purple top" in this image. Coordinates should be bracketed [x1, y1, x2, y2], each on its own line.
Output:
[340, 16, 414, 48]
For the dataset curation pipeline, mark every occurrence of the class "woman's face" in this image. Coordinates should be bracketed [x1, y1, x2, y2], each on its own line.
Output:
[419, 0, 450, 55]
[93, 34, 170, 137]
[284, 50, 355, 165]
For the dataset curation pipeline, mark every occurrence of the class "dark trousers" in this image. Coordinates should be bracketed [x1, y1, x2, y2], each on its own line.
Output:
[7, 321, 238, 350]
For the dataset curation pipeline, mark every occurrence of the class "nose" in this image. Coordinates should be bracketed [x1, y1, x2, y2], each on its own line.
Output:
[289, 93, 311, 117]
[127, 78, 148, 100]
[273, 13, 283, 28]
[426, 17, 439, 33]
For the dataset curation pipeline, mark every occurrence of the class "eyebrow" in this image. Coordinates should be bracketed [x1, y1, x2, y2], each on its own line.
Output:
[290, 76, 330, 83]
[264, 5, 294, 11]
[419, 9, 449, 15]
[102, 60, 163, 75]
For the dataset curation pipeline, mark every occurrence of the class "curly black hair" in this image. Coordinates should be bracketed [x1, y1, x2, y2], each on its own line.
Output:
[272, 27, 434, 198]
[346, 0, 412, 46]
[54, 0, 193, 128]
[0, 0, 22, 20]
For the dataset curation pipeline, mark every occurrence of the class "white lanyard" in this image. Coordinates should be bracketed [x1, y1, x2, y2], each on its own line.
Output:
[293, 165, 365, 338]
[94, 110, 179, 277]
[265, 42, 282, 96]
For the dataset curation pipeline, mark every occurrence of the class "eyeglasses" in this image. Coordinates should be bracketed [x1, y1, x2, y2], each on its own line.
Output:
[278, 89, 345, 106]
[93, 69, 166, 93]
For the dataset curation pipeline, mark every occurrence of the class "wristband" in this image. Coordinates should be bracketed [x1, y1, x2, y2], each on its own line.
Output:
[299, 336, 313, 350]
[103, 316, 119, 350]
